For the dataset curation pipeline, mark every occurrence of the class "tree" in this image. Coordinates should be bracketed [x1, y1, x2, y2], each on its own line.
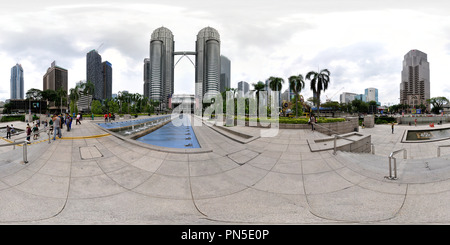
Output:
[288, 74, 305, 118]
[251, 81, 266, 116]
[268, 76, 284, 92]
[91, 100, 103, 114]
[306, 69, 331, 116]
[427, 96, 449, 114]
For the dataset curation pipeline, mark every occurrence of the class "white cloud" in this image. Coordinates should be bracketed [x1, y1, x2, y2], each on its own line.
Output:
[1, 0, 450, 107]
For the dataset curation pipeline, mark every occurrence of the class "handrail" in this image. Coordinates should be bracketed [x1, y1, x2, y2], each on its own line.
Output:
[13, 127, 51, 149]
[385, 149, 407, 180]
[0, 140, 29, 164]
[332, 134, 375, 155]
[333, 134, 356, 155]
[437, 145, 450, 157]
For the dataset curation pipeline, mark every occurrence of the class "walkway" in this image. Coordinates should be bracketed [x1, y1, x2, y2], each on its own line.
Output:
[0, 118, 450, 224]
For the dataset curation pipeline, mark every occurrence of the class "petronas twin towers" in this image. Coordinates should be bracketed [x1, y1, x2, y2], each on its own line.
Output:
[144, 26, 221, 110]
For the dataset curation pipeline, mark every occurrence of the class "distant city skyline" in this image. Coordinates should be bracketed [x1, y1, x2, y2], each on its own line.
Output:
[1, 0, 450, 106]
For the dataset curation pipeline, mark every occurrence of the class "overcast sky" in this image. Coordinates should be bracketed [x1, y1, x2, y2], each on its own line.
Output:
[1, 0, 450, 106]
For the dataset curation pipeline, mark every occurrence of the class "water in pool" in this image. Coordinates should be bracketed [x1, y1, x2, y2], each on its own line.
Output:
[136, 114, 200, 149]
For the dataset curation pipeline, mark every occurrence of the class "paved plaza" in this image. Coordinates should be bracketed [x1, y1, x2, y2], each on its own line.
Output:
[1, 116, 450, 224]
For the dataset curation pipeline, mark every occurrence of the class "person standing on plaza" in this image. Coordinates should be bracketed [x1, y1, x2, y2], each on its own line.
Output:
[76, 113, 81, 125]
[32, 123, 39, 140]
[53, 115, 62, 140]
[6, 125, 11, 139]
[391, 123, 395, 134]
[309, 115, 316, 131]
[415, 118, 417, 126]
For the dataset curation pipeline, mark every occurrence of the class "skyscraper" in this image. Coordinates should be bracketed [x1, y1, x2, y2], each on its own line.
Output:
[237, 81, 249, 98]
[147, 27, 174, 109]
[10, 64, 24, 99]
[43, 61, 68, 92]
[400, 49, 430, 112]
[86, 49, 112, 100]
[102, 61, 112, 100]
[143, 58, 151, 99]
[196, 27, 221, 101]
[220, 55, 230, 93]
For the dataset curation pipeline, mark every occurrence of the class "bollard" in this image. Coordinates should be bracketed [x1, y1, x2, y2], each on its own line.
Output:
[23, 141, 28, 164]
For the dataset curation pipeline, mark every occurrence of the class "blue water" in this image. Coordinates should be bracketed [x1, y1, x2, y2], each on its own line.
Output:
[97, 115, 170, 129]
[136, 115, 200, 149]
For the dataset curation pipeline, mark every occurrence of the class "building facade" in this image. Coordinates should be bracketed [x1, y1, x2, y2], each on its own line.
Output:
[87, 50, 112, 100]
[196, 27, 221, 102]
[10, 64, 24, 99]
[400, 49, 430, 112]
[364, 87, 378, 103]
[102, 61, 113, 100]
[220, 55, 230, 93]
[43, 61, 68, 92]
[340, 92, 358, 104]
[237, 81, 249, 98]
[148, 27, 174, 110]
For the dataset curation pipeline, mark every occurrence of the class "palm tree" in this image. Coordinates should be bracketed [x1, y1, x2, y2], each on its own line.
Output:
[268, 76, 284, 92]
[56, 87, 67, 114]
[252, 81, 266, 116]
[288, 74, 305, 118]
[306, 69, 330, 116]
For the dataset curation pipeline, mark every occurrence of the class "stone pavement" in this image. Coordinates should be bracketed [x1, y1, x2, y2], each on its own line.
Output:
[1, 117, 450, 224]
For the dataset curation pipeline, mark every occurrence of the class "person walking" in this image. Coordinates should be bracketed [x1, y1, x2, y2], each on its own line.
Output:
[26, 124, 32, 143]
[391, 123, 395, 134]
[76, 114, 81, 125]
[53, 115, 62, 140]
[414, 118, 417, 127]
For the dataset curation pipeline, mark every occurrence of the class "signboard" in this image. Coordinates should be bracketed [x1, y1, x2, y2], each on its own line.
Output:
[416, 109, 421, 114]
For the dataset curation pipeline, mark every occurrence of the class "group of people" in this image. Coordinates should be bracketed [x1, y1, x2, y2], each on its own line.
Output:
[49, 113, 82, 140]
[104, 113, 115, 122]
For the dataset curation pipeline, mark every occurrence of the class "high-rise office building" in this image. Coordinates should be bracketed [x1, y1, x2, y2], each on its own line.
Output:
[86, 50, 112, 100]
[364, 88, 378, 103]
[143, 58, 151, 99]
[43, 61, 68, 92]
[220, 55, 230, 93]
[10, 64, 24, 99]
[400, 49, 430, 112]
[147, 27, 174, 109]
[102, 61, 112, 100]
[237, 81, 249, 98]
[87, 50, 103, 100]
[196, 27, 221, 101]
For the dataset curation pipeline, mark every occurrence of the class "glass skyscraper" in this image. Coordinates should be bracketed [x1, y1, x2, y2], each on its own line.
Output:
[10, 64, 24, 99]
[86, 50, 112, 100]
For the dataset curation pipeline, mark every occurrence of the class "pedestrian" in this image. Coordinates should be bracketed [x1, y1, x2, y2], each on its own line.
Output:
[104, 113, 108, 122]
[53, 115, 62, 140]
[392, 123, 395, 134]
[26, 124, 31, 143]
[310, 115, 315, 131]
[6, 125, 11, 139]
[10, 124, 15, 134]
[76, 113, 81, 125]
[109, 112, 112, 122]
[362, 121, 365, 129]
[33, 123, 39, 140]
[48, 116, 54, 135]
[92, 113, 94, 121]
[415, 118, 417, 127]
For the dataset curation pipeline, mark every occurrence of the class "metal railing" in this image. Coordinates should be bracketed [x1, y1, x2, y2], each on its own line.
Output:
[0, 140, 29, 164]
[385, 149, 407, 180]
[437, 145, 450, 157]
[13, 127, 51, 149]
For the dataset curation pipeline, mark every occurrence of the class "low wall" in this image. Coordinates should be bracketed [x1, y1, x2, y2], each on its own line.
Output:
[399, 116, 450, 125]
[231, 117, 359, 136]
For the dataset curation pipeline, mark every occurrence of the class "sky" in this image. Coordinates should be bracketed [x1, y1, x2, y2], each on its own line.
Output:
[1, 0, 450, 106]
